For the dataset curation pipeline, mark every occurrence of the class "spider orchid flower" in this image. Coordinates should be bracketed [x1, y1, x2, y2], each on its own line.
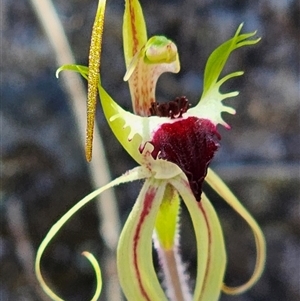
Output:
[35, 0, 266, 300]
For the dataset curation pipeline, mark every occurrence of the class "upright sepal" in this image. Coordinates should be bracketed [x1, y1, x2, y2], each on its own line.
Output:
[123, 2, 180, 116]
[123, 0, 147, 68]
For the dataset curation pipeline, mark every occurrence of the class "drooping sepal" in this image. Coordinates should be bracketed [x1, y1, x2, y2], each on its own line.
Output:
[35, 166, 148, 301]
[205, 168, 266, 294]
[117, 178, 169, 301]
[189, 24, 260, 129]
[170, 174, 227, 301]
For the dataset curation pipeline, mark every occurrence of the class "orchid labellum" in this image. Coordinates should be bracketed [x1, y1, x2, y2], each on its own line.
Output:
[35, 0, 266, 300]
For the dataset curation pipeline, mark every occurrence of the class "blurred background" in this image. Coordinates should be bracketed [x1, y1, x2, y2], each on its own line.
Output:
[1, 0, 299, 300]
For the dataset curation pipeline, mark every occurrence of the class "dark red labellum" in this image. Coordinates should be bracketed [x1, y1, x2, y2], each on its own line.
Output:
[151, 117, 221, 201]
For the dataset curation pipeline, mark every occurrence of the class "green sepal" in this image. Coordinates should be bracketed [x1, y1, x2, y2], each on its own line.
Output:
[117, 178, 169, 301]
[35, 166, 147, 301]
[205, 168, 266, 295]
[123, 0, 148, 68]
[170, 175, 226, 301]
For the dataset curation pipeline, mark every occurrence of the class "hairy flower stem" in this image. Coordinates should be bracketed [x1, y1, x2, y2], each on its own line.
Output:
[154, 235, 192, 301]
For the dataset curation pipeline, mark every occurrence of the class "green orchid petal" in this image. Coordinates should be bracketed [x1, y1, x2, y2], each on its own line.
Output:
[98, 84, 144, 163]
[57, 64, 183, 179]
[35, 166, 147, 301]
[117, 178, 169, 301]
[99, 84, 184, 181]
[154, 184, 180, 250]
[202, 24, 259, 96]
[195, 193, 226, 301]
[170, 175, 226, 301]
[57, 63, 147, 164]
[205, 168, 266, 294]
[188, 24, 260, 128]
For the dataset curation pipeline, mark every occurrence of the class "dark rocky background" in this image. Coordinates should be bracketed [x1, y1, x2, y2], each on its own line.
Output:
[1, 0, 299, 300]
